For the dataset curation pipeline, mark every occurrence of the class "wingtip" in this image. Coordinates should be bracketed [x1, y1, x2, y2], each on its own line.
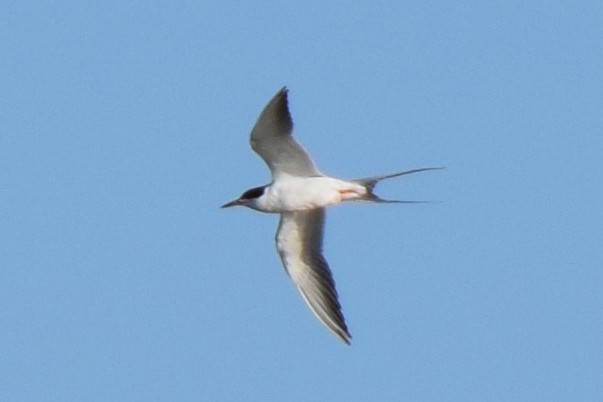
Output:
[331, 322, 352, 345]
[324, 314, 353, 345]
[328, 325, 352, 345]
[340, 332, 352, 345]
[276, 86, 288, 97]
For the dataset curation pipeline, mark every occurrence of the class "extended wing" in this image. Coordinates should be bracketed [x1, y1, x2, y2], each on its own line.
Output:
[250, 87, 321, 179]
[275, 209, 351, 344]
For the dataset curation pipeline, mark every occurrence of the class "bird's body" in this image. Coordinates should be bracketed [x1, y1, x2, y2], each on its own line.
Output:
[222, 87, 439, 344]
[244, 175, 368, 213]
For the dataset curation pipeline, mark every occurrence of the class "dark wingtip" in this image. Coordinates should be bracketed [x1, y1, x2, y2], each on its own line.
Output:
[271, 86, 293, 133]
[342, 333, 352, 345]
[332, 328, 352, 345]
[274, 86, 288, 101]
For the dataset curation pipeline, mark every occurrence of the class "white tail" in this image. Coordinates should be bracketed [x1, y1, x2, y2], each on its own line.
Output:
[352, 167, 443, 203]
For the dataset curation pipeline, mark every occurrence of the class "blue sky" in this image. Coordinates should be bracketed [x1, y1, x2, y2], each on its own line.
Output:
[1, 1, 602, 401]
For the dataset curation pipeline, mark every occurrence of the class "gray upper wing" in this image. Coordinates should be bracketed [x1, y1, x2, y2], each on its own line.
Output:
[275, 209, 351, 344]
[249, 87, 321, 179]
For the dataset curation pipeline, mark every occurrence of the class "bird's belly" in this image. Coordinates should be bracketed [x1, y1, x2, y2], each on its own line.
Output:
[267, 178, 365, 212]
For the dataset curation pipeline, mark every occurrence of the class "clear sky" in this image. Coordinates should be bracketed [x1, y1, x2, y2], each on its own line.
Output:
[2, 2, 602, 401]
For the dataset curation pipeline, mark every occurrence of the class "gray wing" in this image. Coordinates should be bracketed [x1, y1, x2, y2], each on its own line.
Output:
[250, 87, 321, 179]
[275, 209, 351, 344]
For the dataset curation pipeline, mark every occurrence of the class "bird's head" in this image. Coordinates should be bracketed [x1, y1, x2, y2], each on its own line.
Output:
[221, 185, 266, 209]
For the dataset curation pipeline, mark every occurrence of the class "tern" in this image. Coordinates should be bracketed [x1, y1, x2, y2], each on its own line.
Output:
[222, 87, 440, 344]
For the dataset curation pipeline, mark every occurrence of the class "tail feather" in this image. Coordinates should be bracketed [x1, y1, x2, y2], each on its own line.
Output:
[353, 167, 443, 203]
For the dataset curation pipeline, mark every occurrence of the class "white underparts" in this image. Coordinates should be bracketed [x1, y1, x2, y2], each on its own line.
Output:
[251, 176, 367, 213]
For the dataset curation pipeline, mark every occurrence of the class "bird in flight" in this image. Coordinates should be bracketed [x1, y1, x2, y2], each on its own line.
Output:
[222, 87, 440, 344]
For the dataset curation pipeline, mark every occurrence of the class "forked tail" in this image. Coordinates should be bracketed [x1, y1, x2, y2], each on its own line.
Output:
[353, 167, 443, 203]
